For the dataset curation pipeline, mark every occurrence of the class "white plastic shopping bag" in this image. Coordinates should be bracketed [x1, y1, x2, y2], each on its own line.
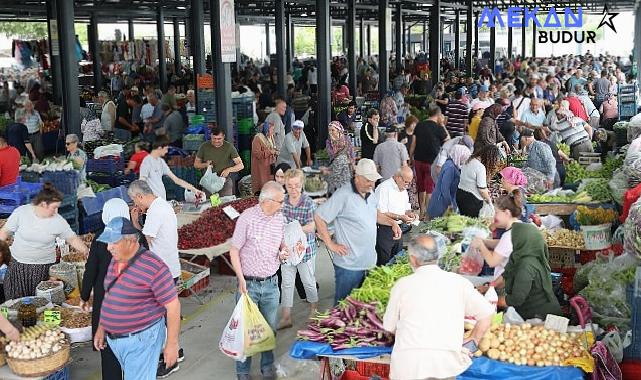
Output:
[200, 166, 226, 194]
[479, 202, 495, 220]
[283, 220, 308, 266]
[219, 295, 247, 362]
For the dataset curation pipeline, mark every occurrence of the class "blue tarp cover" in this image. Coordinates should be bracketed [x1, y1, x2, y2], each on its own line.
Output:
[289, 341, 584, 380]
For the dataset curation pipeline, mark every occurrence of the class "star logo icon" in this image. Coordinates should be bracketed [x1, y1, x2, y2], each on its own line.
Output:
[597, 5, 618, 33]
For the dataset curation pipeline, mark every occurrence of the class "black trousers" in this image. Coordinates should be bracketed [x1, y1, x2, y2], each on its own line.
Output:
[456, 189, 484, 218]
[101, 344, 124, 380]
[375, 224, 403, 266]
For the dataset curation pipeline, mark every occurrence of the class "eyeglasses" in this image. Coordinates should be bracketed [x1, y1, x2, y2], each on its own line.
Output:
[267, 198, 284, 205]
[65, 142, 75, 146]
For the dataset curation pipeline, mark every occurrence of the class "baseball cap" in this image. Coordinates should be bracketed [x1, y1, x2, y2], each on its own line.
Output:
[354, 159, 382, 182]
[292, 120, 304, 129]
[97, 217, 138, 244]
[479, 84, 489, 92]
[385, 125, 398, 133]
[521, 128, 534, 137]
[457, 87, 467, 95]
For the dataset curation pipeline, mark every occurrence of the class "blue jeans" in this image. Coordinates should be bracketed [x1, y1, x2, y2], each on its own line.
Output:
[235, 275, 280, 376]
[333, 264, 366, 305]
[107, 318, 166, 380]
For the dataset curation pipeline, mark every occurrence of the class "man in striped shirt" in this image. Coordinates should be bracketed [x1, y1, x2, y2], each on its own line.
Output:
[230, 181, 289, 380]
[93, 217, 180, 380]
[445, 88, 469, 137]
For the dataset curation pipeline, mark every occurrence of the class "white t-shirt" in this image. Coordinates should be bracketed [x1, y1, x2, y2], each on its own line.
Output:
[493, 228, 516, 279]
[142, 197, 181, 278]
[469, 98, 494, 111]
[139, 155, 171, 199]
[457, 158, 487, 201]
[375, 177, 410, 224]
[4, 205, 75, 264]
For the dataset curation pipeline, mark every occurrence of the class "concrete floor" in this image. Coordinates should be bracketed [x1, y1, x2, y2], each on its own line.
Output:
[69, 244, 335, 380]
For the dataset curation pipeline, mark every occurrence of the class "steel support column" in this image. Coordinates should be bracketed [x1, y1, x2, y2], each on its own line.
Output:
[211, 0, 232, 138]
[46, 0, 62, 105]
[190, 0, 205, 75]
[489, 24, 496, 73]
[275, 0, 287, 97]
[532, 23, 536, 57]
[157, 5, 167, 92]
[359, 18, 365, 58]
[465, 1, 472, 76]
[474, 12, 479, 60]
[636, 6, 641, 88]
[395, 3, 402, 72]
[422, 21, 427, 52]
[507, 27, 513, 59]
[454, 10, 460, 69]
[265, 23, 271, 56]
[173, 18, 181, 74]
[347, 0, 357, 96]
[89, 14, 102, 91]
[291, 22, 295, 62]
[316, 0, 331, 148]
[379, 0, 390, 95]
[402, 20, 407, 59]
[429, 0, 441, 84]
[521, 22, 526, 57]
[367, 24, 371, 57]
[128, 19, 134, 41]
[57, 0, 80, 135]
[286, 12, 292, 72]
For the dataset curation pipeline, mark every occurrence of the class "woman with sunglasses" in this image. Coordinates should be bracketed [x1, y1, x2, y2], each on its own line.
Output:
[66, 133, 88, 181]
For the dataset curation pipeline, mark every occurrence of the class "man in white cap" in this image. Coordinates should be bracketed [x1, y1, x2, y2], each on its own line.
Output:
[276, 120, 312, 169]
[315, 159, 402, 304]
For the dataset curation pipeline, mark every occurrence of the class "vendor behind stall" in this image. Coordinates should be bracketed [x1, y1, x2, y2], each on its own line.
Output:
[0, 183, 89, 299]
[500, 222, 561, 320]
[65, 133, 87, 181]
[383, 234, 494, 380]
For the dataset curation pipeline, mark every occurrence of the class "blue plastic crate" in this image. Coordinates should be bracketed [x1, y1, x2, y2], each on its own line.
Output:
[59, 207, 78, 221]
[0, 180, 43, 204]
[232, 98, 254, 118]
[620, 103, 638, 118]
[41, 170, 80, 195]
[0, 201, 19, 215]
[624, 283, 641, 360]
[44, 366, 70, 380]
[60, 194, 77, 209]
[80, 212, 105, 234]
[88, 173, 131, 188]
[86, 155, 125, 174]
[183, 134, 205, 151]
[80, 185, 132, 216]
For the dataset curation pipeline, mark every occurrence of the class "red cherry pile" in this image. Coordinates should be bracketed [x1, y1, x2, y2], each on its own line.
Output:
[178, 197, 258, 249]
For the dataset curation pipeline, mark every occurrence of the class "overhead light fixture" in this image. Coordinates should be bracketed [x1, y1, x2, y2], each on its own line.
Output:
[301, 13, 307, 17]
[177, 6, 186, 10]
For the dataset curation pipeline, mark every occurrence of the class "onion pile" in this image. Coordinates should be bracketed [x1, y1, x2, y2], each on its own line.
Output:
[475, 323, 589, 367]
[6, 326, 66, 360]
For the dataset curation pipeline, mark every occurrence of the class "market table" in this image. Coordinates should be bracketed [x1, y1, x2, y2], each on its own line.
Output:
[289, 341, 585, 380]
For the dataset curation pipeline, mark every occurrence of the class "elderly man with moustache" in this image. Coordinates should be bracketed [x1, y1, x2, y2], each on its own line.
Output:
[315, 159, 402, 304]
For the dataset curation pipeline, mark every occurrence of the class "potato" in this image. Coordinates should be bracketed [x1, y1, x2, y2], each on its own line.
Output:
[487, 348, 500, 360]
[479, 338, 491, 352]
[490, 338, 501, 349]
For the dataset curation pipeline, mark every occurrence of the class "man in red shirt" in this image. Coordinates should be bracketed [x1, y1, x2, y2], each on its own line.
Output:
[565, 93, 589, 121]
[0, 131, 20, 187]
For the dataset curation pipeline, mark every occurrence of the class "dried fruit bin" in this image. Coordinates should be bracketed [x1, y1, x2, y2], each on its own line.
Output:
[178, 259, 210, 297]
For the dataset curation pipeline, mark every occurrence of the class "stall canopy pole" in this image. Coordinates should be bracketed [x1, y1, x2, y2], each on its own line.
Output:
[379, 0, 390, 95]
[265, 23, 271, 57]
[474, 12, 479, 60]
[57, 0, 80, 136]
[367, 24, 371, 58]
[521, 19, 526, 57]
[422, 21, 427, 52]
[46, 0, 62, 105]
[286, 11, 292, 73]
[532, 23, 537, 58]
[190, 0, 205, 76]
[507, 26, 513, 59]
[347, 0, 357, 97]
[316, 0, 331, 148]
[465, 0, 472, 76]
[429, 0, 441, 85]
[359, 18, 365, 59]
[89, 13, 102, 92]
[489, 23, 496, 73]
[128, 19, 134, 41]
[211, 0, 233, 138]
[157, 4, 167, 92]
[275, 0, 287, 97]
[454, 10, 460, 69]
[173, 18, 181, 75]
[395, 2, 402, 73]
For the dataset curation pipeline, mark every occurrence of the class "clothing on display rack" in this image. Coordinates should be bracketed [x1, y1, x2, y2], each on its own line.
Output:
[11, 40, 49, 69]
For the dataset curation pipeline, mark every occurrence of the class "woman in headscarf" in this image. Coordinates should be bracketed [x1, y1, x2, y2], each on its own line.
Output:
[322, 121, 355, 194]
[474, 103, 511, 153]
[497, 220, 561, 319]
[80, 198, 131, 380]
[427, 145, 472, 219]
[251, 121, 279, 195]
